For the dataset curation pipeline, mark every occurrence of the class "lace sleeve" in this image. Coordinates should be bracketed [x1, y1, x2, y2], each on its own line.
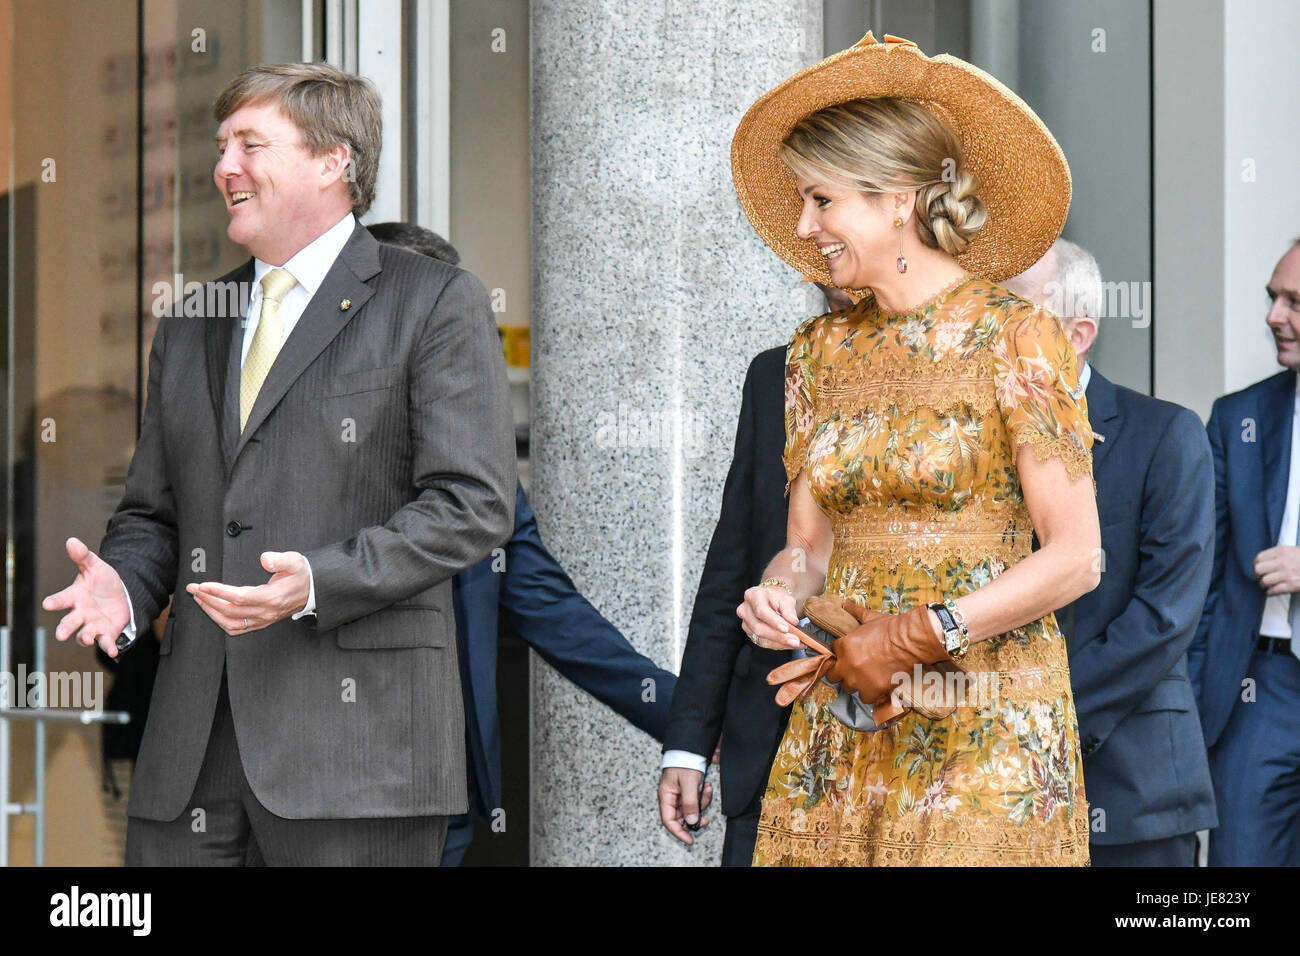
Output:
[992, 302, 1094, 483]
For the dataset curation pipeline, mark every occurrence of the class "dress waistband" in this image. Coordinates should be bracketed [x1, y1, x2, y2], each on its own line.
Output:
[829, 504, 1033, 569]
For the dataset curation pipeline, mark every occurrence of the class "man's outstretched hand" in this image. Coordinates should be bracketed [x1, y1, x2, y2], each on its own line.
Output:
[188, 551, 311, 636]
[42, 537, 132, 659]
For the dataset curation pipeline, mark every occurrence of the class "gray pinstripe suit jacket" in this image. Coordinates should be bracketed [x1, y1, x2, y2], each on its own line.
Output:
[99, 223, 517, 821]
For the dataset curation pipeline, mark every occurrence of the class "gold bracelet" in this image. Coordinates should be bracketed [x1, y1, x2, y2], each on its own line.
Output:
[760, 577, 795, 597]
[944, 598, 969, 635]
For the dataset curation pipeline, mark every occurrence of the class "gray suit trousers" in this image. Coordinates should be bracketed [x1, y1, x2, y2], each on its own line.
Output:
[126, 670, 448, 866]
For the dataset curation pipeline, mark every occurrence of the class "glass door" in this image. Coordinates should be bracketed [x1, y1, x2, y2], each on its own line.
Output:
[2, 0, 528, 866]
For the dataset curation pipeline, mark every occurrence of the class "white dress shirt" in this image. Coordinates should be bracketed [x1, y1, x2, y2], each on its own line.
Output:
[1258, 371, 1300, 646]
[116, 212, 356, 646]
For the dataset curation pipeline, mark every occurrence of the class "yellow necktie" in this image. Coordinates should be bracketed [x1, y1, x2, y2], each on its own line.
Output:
[240, 267, 297, 432]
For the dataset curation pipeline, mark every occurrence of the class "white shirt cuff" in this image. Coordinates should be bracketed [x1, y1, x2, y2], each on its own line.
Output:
[116, 578, 138, 645]
[660, 750, 708, 774]
[291, 557, 316, 620]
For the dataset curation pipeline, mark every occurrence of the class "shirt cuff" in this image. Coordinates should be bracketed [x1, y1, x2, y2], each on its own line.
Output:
[660, 750, 708, 774]
[291, 556, 317, 620]
[118, 578, 138, 645]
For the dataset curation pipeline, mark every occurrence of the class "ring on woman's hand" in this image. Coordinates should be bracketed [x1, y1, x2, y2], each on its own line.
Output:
[243, 618, 249, 630]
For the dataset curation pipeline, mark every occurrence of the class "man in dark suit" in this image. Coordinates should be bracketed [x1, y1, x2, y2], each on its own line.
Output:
[367, 223, 678, 866]
[42, 64, 516, 865]
[657, 284, 849, 865]
[1190, 238, 1300, 866]
[1005, 239, 1218, 866]
[447, 485, 677, 865]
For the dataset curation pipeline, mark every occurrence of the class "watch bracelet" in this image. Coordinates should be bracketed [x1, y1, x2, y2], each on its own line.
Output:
[943, 598, 969, 636]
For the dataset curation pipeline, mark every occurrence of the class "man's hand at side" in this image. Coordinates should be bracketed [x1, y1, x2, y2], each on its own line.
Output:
[1255, 545, 1300, 596]
[657, 767, 714, 845]
[42, 537, 132, 659]
[189, 550, 311, 635]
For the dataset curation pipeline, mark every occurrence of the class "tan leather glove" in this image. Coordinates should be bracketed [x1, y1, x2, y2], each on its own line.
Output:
[825, 601, 956, 714]
[763, 594, 850, 706]
[763, 595, 904, 720]
[765, 652, 836, 707]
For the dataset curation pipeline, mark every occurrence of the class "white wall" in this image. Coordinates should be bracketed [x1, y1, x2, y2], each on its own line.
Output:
[1013, 0, 1153, 394]
[1153, 0, 1224, 419]
[1223, 0, 1300, 393]
[1156, 0, 1300, 418]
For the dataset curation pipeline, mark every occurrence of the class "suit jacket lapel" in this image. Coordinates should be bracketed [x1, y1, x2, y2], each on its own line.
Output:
[1260, 371, 1295, 543]
[232, 224, 382, 464]
[204, 261, 251, 478]
[1083, 368, 1120, 475]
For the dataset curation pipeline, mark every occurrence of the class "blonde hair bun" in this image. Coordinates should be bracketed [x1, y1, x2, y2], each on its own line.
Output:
[916, 169, 987, 256]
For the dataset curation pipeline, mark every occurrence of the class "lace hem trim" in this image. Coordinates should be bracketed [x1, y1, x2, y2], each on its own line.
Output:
[752, 797, 1091, 867]
[1008, 423, 1095, 484]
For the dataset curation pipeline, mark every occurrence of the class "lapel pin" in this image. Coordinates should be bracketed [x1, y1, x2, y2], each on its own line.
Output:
[340, 299, 352, 311]
[1092, 432, 1105, 443]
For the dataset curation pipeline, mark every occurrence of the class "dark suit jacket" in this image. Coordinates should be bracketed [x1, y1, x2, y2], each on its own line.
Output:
[1055, 368, 1217, 843]
[99, 224, 517, 821]
[662, 346, 792, 818]
[1189, 369, 1295, 748]
[452, 482, 677, 817]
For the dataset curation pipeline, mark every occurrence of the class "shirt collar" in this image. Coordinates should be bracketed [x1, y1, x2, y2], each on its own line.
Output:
[252, 212, 356, 297]
[1079, 360, 1092, 394]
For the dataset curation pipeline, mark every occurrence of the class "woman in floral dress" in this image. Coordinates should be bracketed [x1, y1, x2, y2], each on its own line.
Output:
[730, 35, 1100, 865]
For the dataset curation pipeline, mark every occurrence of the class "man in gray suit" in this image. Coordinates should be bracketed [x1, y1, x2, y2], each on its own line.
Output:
[41, 63, 516, 865]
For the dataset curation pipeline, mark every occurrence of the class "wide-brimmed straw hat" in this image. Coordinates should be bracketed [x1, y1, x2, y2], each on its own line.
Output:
[731, 32, 1071, 285]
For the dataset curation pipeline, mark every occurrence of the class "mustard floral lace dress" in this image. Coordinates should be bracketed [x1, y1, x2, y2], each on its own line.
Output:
[752, 275, 1095, 867]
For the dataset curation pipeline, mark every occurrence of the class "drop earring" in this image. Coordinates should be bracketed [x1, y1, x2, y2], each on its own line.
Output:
[895, 217, 907, 274]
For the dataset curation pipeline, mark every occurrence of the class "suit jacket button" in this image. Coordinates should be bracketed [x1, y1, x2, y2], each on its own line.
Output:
[226, 520, 243, 537]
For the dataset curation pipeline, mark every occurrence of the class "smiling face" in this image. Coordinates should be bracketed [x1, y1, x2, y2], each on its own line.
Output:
[793, 174, 910, 290]
[1266, 244, 1300, 371]
[213, 101, 351, 264]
